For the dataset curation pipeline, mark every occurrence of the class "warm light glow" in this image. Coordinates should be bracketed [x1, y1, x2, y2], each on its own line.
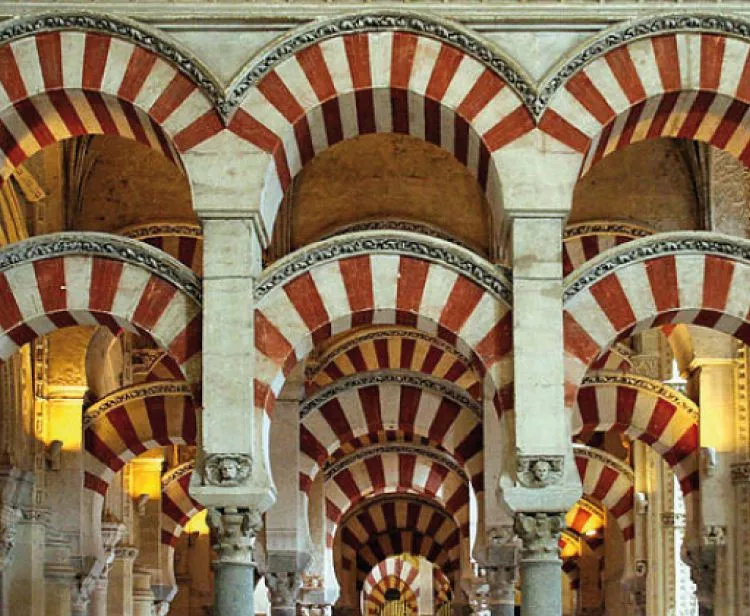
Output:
[184, 509, 209, 535]
[46, 400, 84, 452]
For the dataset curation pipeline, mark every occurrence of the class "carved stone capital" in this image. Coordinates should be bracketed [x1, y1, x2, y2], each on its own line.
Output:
[204, 454, 253, 487]
[731, 461, 750, 484]
[516, 455, 563, 488]
[514, 512, 565, 559]
[683, 541, 720, 611]
[208, 507, 263, 565]
[702, 525, 727, 546]
[266, 571, 303, 607]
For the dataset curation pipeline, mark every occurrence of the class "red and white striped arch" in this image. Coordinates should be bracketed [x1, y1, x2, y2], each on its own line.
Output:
[306, 329, 482, 401]
[256, 232, 513, 428]
[159, 462, 203, 599]
[566, 498, 605, 540]
[300, 376, 483, 493]
[574, 374, 699, 495]
[0, 25, 221, 178]
[589, 345, 632, 373]
[233, 26, 534, 231]
[574, 445, 635, 541]
[363, 557, 420, 615]
[563, 233, 750, 408]
[324, 449, 470, 544]
[0, 233, 202, 387]
[559, 531, 581, 590]
[542, 29, 750, 175]
[119, 221, 203, 276]
[433, 568, 452, 607]
[339, 496, 460, 583]
[83, 381, 197, 496]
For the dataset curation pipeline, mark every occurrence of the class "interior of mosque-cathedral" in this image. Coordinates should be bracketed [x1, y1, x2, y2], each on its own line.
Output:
[9, 1, 750, 615]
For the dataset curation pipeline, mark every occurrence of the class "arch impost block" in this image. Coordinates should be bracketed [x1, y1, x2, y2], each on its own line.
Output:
[188, 469, 276, 513]
[0, 232, 202, 304]
[563, 231, 750, 303]
[300, 370, 482, 420]
[255, 230, 512, 305]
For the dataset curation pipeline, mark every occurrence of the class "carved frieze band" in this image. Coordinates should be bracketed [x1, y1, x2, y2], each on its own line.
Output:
[573, 443, 634, 481]
[299, 370, 482, 419]
[564, 233, 750, 303]
[118, 222, 203, 241]
[581, 372, 699, 420]
[255, 231, 512, 305]
[323, 442, 469, 483]
[0, 232, 202, 304]
[161, 461, 195, 489]
[0, 12, 223, 111]
[306, 328, 476, 380]
[83, 381, 192, 429]
[563, 220, 654, 241]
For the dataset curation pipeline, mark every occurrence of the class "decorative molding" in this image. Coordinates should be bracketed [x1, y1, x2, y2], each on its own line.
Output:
[573, 443, 634, 481]
[323, 442, 469, 483]
[661, 512, 687, 528]
[702, 525, 727, 546]
[161, 461, 195, 489]
[226, 10, 535, 119]
[255, 230, 512, 306]
[0, 11, 223, 116]
[114, 545, 139, 560]
[0, 232, 202, 304]
[300, 370, 482, 420]
[306, 328, 477, 381]
[118, 221, 202, 241]
[207, 507, 263, 564]
[266, 571, 304, 607]
[516, 455, 563, 488]
[83, 381, 192, 429]
[564, 232, 750, 302]
[514, 512, 565, 558]
[731, 461, 750, 484]
[538, 13, 750, 117]
[203, 454, 252, 487]
[563, 220, 653, 240]
[581, 372, 699, 420]
[130, 349, 165, 377]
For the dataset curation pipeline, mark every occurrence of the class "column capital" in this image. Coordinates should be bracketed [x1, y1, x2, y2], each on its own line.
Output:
[513, 512, 565, 560]
[208, 507, 263, 565]
[267, 571, 304, 607]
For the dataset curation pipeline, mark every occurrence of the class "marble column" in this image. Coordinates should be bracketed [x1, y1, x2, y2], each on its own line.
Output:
[132, 568, 155, 616]
[88, 577, 108, 616]
[208, 507, 262, 616]
[486, 566, 516, 616]
[266, 571, 303, 616]
[514, 512, 564, 616]
[107, 546, 138, 616]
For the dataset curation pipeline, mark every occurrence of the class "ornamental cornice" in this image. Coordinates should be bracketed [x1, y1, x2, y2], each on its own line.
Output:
[563, 220, 654, 241]
[255, 230, 512, 306]
[299, 370, 482, 420]
[0, 232, 202, 305]
[0, 11, 223, 114]
[83, 381, 192, 429]
[323, 442, 469, 483]
[161, 461, 195, 489]
[226, 9, 535, 119]
[580, 372, 699, 420]
[306, 328, 476, 381]
[537, 13, 750, 117]
[118, 221, 202, 241]
[563, 232, 750, 304]
[572, 443, 634, 481]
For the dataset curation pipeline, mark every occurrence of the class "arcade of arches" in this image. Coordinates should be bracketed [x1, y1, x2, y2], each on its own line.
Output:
[6, 2, 750, 615]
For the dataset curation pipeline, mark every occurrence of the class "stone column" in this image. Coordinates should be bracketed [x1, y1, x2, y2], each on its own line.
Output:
[107, 546, 138, 616]
[70, 590, 88, 616]
[485, 566, 516, 616]
[514, 512, 565, 616]
[132, 569, 155, 616]
[208, 507, 262, 616]
[479, 529, 518, 616]
[267, 571, 303, 616]
[88, 577, 108, 616]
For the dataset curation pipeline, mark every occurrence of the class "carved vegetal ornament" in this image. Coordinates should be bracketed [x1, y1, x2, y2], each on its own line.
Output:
[517, 455, 563, 488]
[208, 507, 263, 565]
[204, 454, 252, 487]
[514, 513, 565, 558]
[266, 571, 303, 607]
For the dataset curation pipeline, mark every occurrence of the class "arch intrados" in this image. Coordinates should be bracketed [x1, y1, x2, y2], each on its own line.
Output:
[255, 230, 513, 422]
[362, 554, 421, 596]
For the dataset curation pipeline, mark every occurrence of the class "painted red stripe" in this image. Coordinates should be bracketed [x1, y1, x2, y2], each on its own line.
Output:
[0, 272, 23, 330]
[339, 255, 374, 314]
[398, 386, 421, 433]
[676, 91, 716, 140]
[538, 109, 590, 155]
[167, 315, 201, 367]
[83, 34, 111, 90]
[120, 100, 150, 146]
[703, 255, 734, 311]
[616, 101, 646, 149]
[320, 398, 355, 445]
[651, 35, 682, 91]
[642, 398, 677, 446]
[255, 310, 294, 367]
[0, 119, 24, 166]
[33, 259, 66, 313]
[84, 91, 118, 135]
[424, 463, 448, 496]
[390, 34, 418, 90]
[106, 406, 147, 456]
[429, 399, 459, 443]
[590, 274, 636, 334]
[144, 395, 170, 446]
[150, 72, 197, 123]
[365, 455, 386, 492]
[615, 386, 637, 432]
[359, 385, 383, 433]
[646, 256, 679, 312]
[36, 33, 63, 90]
[645, 92, 680, 139]
[84, 471, 109, 496]
[344, 34, 371, 90]
[118, 47, 158, 102]
[565, 71, 615, 125]
[424, 97, 441, 146]
[483, 106, 534, 151]
[610, 487, 634, 519]
[457, 70, 504, 122]
[333, 468, 360, 502]
[181, 397, 197, 444]
[48, 91, 87, 136]
[284, 272, 330, 343]
[605, 46, 646, 103]
[564, 312, 601, 367]
[132, 276, 177, 330]
[321, 97, 344, 147]
[174, 110, 224, 153]
[258, 72, 305, 124]
[710, 99, 748, 149]
[664, 424, 699, 467]
[15, 99, 55, 149]
[398, 453, 416, 488]
[0, 45, 27, 102]
[700, 34, 726, 91]
[590, 466, 618, 501]
[397, 257, 429, 315]
[439, 276, 483, 333]
[474, 311, 512, 367]
[300, 424, 328, 464]
[426, 45, 463, 101]
[390, 88, 409, 135]
[297, 45, 336, 102]
[575, 455, 588, 479]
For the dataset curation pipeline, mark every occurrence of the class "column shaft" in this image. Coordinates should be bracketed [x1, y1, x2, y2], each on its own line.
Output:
[520, 557, 561, 615]
[214, 562, 255, 616]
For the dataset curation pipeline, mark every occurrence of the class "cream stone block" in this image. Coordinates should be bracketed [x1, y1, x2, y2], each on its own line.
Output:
[407, 89, 426, 141]
[32, 96, 69, 140]
[302, 409, 338, 453]
[582, 62, 630, 115]
[442, 55, 484, 110]
[720, 37, 750, 97]
[134, 58, 177, 112]
[694, 94, 734, 142]
[307, 104, 329, 155]
[512, 217, 562, 280]
[370, 254, 399, 323]
[379, 382, 401, 431]
[203, 218, 259, 279]
[472, 87, 520, 136]
[629, 38, 662, 98]
[373, 87, 394, 133]
[100, 38, 134, 96]
[676, 34, 701, 91]
[11, 37, 44, 100]
[338, 387, 367, 437]
[550, 85, 603, 138]
[675, 253, 706, 309]
[413, 390, 441, 438]
[2, 106, 39, 159]
[617, 260, 657, 325]
[319, 37, 354, 94]
[409, 36, 442, 96]
[662, 90, 698, 136]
